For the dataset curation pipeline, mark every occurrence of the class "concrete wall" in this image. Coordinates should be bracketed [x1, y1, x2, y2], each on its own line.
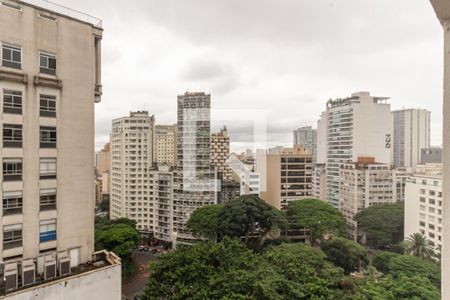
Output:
[2, 264, 121, 300]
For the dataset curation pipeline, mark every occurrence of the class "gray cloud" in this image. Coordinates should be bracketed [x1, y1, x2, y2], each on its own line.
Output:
[53, 0, 443, 151]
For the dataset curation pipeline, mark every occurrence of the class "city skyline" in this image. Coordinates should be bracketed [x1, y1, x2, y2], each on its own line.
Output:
[47, 0, 443, 151]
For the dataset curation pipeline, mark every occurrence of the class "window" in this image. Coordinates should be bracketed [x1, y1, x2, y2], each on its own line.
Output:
[40, 158, 56, 179]
[40, 188, 56, 211]
[429, 199, 435, 205]
[39, 219, 56, 243]
[39, 52, 56, 75]
[3, 89, 22, 114]
[3, 124, 22, 147]
[3, 191, 22, 215]
[40, 126, 56, 148]
[3, 159, 22, 181]
[2, 44, 21, 69]
[3, 224, 22, 249]
[39, 94, 56, 117]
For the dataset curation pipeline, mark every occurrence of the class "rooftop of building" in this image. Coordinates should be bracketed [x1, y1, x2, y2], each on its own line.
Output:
[11, 0, 102, 28]
[0, 250, 120, 297]
[326, 91, 390, 108]
[211, 126, 229, 138]
[341, 157, 390, 169]
[178, 91, 210, 97]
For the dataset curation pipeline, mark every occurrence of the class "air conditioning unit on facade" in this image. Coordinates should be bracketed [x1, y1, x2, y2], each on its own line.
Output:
[57, 252, 70, 277]
[21, 259, 35, 286]
[44, 256, 56, 281]
[4, 262, 18, 292]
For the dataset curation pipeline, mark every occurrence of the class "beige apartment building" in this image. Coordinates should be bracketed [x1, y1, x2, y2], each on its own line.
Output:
[211, 126, 233, 182]
[155, 124, 176, 166]
[110, 111, 155, 231]
[256, 145, 313, 210]
[0, 0, 121, 298]
[96, 143, 110, 174]
[339, 157, 394, 240]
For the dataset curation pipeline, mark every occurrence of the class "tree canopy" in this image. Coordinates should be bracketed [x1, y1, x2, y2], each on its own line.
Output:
[387, 254, 440, 288]
[218, 195, 287, 244]
[94, 217, 140, 269]
[351, 274, 440, 300]
[354, 203, 404, 249]
[286, 199, 346, 244]
[321, 237, 369, 274]
[143, 238, 346, 300]
[96, 223, 140, 261]
[187, 204, 224, 239]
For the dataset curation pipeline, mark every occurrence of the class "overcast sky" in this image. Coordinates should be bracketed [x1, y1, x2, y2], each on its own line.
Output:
[55, 0, 443, 152]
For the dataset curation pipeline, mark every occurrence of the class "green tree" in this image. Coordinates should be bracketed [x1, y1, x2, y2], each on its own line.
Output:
[109, 217, 138, 230]
[142, 238, 278, 299]
[97, 223, 139, 258]
[321, 237, 369, 274]
[404, 232, 436, 260]
[352, 274, 440, 300]
[186, 204, 224, 239]
[218, 195, 287, 246]
[372, 251, 400, 274]
[354, 203, 404, 249]
[388, 254, 440, 288]
[263, 243, 345, 299]
[143, 238, 347, 300]
[286, 199, 346, 245]
[265, 243, 344, 282]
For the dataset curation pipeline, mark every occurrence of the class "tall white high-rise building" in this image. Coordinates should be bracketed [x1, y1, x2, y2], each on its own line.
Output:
[293, 126, 317, 163]
[110, 111, 156, 231]
[0, 1, 120, 298]
[173, 92, 216, 244]
[392, 109, 431, 169]
[320, 92, 392, 207]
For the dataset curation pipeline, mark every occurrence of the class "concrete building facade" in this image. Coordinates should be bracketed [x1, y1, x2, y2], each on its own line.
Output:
[316, 111, 327, 164]
[0, 1, 120, 298]
[96, 143, 110, 174]
[293, 126, 317, 163]
[256, 145, 312, 210]
[110, 111, 155, 231]
[339, 157, 394, 240]
[173, 92, 216, 244]
[226, 153, 260, 196]
[312, 163, 326, 201]
[392, 109, 431, 169]
[320, 92, 392, 208]
[210, 126, 233, 182]
[155, 124, 176, 167]
[404, 167, 443, 254]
